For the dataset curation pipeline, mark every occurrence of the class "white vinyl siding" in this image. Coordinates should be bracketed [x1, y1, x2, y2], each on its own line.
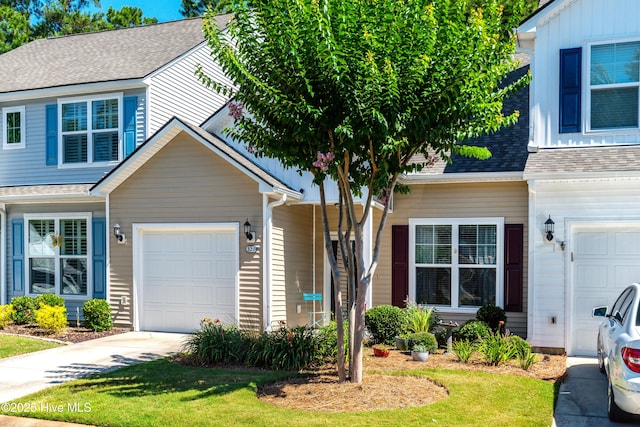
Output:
[147, 44, 233, 134]
[527, 0, 640, 147]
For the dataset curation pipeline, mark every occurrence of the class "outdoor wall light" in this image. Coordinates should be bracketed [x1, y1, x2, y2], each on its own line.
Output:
[113, 223, 126, 244]
[244, 219, 256, 242]
[544, 215, 555, 241]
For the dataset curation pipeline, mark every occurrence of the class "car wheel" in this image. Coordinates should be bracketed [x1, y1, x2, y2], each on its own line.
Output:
[608, 381, 628, 422]
[597, 339, 606, 374]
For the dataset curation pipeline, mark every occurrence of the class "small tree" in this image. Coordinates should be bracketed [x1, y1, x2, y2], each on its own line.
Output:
[201, 0, 530, 383]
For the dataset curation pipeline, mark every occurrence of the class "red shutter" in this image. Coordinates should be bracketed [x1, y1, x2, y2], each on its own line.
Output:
[392, 225, 409, 307]
[504, 224, 524, 312]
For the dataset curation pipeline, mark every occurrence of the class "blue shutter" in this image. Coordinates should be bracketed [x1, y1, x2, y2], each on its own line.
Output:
[123, 96, 137, 158]
[12, 219, 24, 294]
[46, 104, 58, 165]
[559, 47, 582, 133]
[92, 217, 106, 299]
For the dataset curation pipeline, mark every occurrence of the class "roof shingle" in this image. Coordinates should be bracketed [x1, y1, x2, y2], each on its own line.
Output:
[0, 15, 230, 94]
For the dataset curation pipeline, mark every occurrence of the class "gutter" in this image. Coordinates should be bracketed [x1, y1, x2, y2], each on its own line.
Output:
[263, 193, 287, 331]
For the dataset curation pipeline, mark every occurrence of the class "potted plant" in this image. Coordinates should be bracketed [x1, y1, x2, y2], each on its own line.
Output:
[372, 344, 391, 358]
[395, 333, 411, 351]
[411, 344, 430, 362]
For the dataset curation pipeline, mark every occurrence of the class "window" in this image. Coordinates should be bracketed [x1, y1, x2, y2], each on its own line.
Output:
[409, 218, 503, 311]
[25, 214, 91, 297]
[59, 95, 121, 165]
[2, 106, 25, 149]
[590, 41, 640, 130]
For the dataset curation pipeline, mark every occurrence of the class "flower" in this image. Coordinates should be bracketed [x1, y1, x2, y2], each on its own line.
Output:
[312, 151, 335, 172]
[227, 101, 244, 120]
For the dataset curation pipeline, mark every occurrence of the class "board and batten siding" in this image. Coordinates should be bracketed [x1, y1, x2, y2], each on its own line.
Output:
[271, 204, 314, 327]
[0, 89, 146, 187]
[147, 44, 232, 134]
[108, 131, 263, 329]
[529, 0, 640, 148]
[529, 177, 640, 350]
[5, 202, 105, 318]
[373, 182, 529, 337]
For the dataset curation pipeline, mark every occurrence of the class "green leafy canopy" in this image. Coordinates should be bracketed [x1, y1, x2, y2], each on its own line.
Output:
[201, 0, 530, 198]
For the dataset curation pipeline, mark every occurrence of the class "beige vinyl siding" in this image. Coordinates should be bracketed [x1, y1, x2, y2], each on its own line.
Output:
[374, 182, 529, 337]
[109, 131, 263, 329]
[147, 44, 232, 134]
[271, 204, 314, 327]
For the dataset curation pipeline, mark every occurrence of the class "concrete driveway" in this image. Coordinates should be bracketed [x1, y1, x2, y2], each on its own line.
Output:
[554, 357, 640, 426]
[0, 331, 186, 403]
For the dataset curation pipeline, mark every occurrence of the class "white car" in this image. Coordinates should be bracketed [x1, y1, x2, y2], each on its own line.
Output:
[594, 283, 640, 421]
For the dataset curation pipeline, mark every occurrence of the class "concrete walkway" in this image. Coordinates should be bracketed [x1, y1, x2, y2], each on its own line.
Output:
[0, 331, 185, 424]
[554, 357, 640, 426]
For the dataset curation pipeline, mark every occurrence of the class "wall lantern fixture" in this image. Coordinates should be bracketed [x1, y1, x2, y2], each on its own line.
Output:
[113, 223, 126, 244]
[544, 215, 555, 242]
[244, 219, 256, 242]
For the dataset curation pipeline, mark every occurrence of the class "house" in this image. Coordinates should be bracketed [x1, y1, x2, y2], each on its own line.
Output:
[0, 12, 533, 340]
[518, 0, 640, 356]
[0, 16, 234, 321]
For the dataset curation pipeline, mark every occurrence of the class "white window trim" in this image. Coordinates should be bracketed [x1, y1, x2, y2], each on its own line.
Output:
[57, 93, 123, 168]
[408, 217, 504, 314]
[585, 37, 640, 134]
[2, 105, 26, 150]
[24, 213, 93, 300]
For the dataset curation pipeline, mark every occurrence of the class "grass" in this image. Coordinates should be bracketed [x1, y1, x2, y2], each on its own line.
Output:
[2, 358, 555, 426]
[0, 334, 62, 358]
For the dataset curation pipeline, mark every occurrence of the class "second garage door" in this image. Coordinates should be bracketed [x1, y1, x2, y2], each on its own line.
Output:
[571, 226, 640, 355]
[138, 225, 238, 332]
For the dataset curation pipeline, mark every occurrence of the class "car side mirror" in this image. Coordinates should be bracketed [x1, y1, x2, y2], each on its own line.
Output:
[593, 306, 608, 318]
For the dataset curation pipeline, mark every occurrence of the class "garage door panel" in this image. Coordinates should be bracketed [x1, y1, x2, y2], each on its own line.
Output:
[575, 232, 608, 256]
[575, 263, 608, 289]
[615, 232, 640, 255]
[139, 227, 238, 333]
[614, 265, 640, 288]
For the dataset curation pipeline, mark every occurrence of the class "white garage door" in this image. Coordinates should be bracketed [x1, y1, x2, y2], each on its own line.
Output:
[571, 227, 640, 355]
[139, 226, 238, 332]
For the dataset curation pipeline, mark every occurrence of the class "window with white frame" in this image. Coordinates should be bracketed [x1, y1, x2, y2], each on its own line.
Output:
[590, 41, 640, 130]
[25, 214, 91, 297]
[59, 94, 121, 165]
[2, 106, 25, 149]
[410, 218, 503, 311]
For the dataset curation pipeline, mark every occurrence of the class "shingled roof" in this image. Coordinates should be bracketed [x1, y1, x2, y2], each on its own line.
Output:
[408, 53, 531, 176]
[0, 15, 231, 94]
[525, 145, 640, 177]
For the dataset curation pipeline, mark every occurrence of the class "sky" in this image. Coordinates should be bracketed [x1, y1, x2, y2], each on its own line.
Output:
[90, 0, 185, 23]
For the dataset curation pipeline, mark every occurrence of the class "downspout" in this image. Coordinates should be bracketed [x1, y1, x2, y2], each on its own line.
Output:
[0, 203, 5, 306]
[263, 193, 287, 331]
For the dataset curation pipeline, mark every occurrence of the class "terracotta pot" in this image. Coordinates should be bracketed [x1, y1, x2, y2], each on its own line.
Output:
[373, 346, 390, 358]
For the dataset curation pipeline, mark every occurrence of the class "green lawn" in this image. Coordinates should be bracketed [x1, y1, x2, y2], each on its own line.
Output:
[0, 334, 62, 358]
[2, 358, 555, 426]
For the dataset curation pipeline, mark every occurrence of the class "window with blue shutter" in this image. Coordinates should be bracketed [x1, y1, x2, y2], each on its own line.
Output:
[92, 217, 106, 299]
[559, 47, 582, 133]
[12, 219, 24, 294]
[123, 96, 137, 158]
[45, 104, 58, 165]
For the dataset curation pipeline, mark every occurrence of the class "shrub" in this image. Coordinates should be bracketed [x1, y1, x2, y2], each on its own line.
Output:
[407, 331, 438, 352]
[476, 303, 507, 332]
[35, 294, 65, 309]
[0, 304, 14, 329]
[35, 304, 67, 334]
[315, 321, 343, 362]
[405, 304, 433, 333]
[364, 305, 405, 345]
[82, 299, 113, 331]
[518, 347, 538, 370]
[434, 328, 448, 349]
[452, 339, 476, 363]
[249, 326, 319, 370]
[10, 296, 36, 325]
[455, 320, 490, 343]
[479, 331, 517, 366]
[507, 335, 532, 358]
[182, 318, 251, 365]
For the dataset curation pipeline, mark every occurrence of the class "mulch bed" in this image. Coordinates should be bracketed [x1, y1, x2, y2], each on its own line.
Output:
[258, 348, 566, 412]
[0, 323, 128, 343]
